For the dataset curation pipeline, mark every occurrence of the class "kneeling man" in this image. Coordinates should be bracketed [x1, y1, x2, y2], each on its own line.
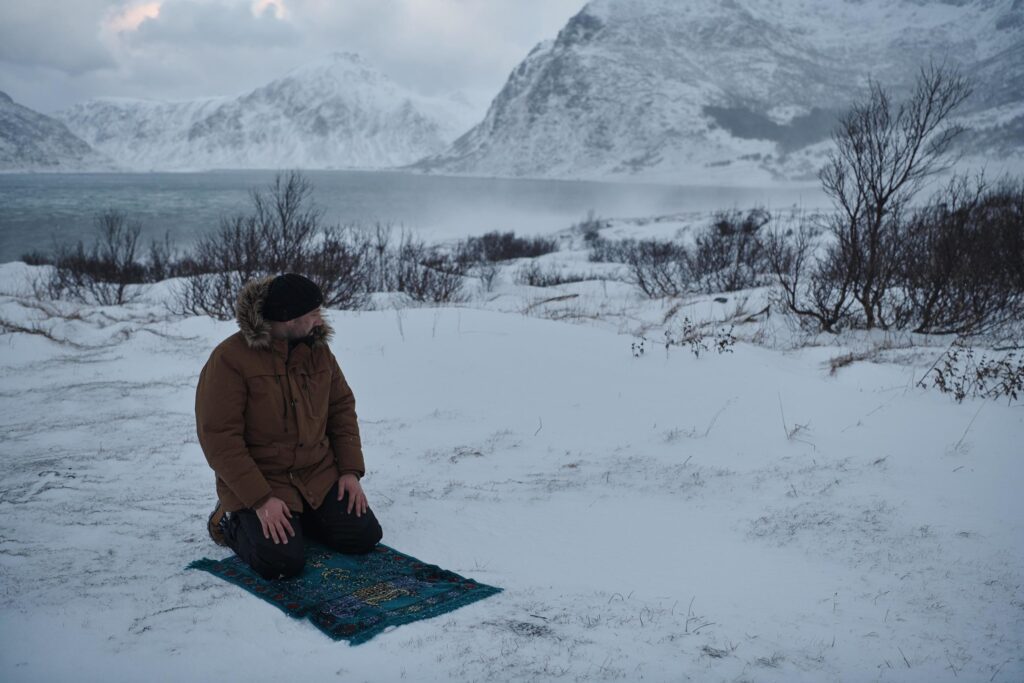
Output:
[196, 273, 382, 579]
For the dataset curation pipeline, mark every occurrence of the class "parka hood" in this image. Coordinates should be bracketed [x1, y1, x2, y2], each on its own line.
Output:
[236, 275, 334, 350]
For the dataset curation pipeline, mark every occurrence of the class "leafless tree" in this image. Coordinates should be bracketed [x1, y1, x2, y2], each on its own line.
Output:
[253, 172, 320, 273]
[818, 62, 972, 329]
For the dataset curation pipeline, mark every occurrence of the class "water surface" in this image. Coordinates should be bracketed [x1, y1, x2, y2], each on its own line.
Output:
[0, 170, 826, 262]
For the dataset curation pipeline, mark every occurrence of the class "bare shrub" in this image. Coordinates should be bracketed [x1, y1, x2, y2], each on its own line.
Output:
[588, 236, 636, 264]
[623, 239, 691, 298]
[572, 209, 608, 243]
[921, 338, 1024, 403]
[143, 232, 186, 283]
[475, 262, 500, 292]
[173, 214, 272, 320]
[588, 236, 693, 297]
[766, 218, 858, 333]
[394, 233, 467, 303]
[514, 261, 595, 287]
[896, 176, 1024, 335]
[690, 208, 771, 293]
[174, 172, 374, 319]
[305, 225, 374, 309]
[46, 210, 146, 305]
[455, 231, 558, 265]
[20, 251, 52, 266]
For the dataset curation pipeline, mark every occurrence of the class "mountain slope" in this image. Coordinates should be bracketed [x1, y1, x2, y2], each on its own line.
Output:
[416, 0, 1024, 183]
[0, 91, 111, 172]
[57, 53, 475, 171]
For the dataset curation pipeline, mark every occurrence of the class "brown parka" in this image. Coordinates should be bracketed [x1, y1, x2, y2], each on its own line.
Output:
[195, 276, 365, 513]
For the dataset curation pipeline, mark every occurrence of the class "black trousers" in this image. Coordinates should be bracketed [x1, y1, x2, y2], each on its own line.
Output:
[226, 482, 383, 580]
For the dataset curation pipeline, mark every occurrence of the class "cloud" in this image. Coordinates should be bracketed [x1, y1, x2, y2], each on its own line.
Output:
[106, 2, 162, 33]
[252, 0, 288, 20]
[0, 1, 118, 74]
[129, 0, 300, 47]
[1, 0, 587, 114]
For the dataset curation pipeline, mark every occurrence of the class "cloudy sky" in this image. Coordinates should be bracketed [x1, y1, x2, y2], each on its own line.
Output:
[0, 0, 586, 115]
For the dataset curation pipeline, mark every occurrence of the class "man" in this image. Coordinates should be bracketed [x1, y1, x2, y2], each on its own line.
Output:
[196, 273, 382, 580]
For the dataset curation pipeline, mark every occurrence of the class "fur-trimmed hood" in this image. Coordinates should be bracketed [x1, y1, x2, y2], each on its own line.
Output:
[235, 275, 334, 350]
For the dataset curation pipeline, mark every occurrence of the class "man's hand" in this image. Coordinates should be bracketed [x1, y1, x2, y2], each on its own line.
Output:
[255, 496, 295, 544]
[338, 473, 368, 517]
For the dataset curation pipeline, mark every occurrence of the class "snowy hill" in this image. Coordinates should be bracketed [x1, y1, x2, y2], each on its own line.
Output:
[0, 222, 1021, 680]
[0, 91, 111, 172]
[416, 0, 1024, 183]
[56, 53, 476, 171]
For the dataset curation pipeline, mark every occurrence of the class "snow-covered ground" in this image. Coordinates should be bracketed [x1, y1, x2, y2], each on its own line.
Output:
[0, 217, 1021, 682]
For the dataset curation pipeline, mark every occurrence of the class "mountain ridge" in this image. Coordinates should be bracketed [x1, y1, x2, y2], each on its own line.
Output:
[416, 0, 1024, 183]
[55, 52, 475, 172]
[0, 91, 112, 172]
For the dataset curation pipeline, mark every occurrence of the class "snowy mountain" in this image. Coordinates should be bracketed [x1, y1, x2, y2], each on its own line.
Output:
[416, 0, 1024, 184]
[56, 53, 476, 171]
[0, 91, 111, 172]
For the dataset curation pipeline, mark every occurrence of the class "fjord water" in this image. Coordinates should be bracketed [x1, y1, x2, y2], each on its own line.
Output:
[0, 170, 825, 263]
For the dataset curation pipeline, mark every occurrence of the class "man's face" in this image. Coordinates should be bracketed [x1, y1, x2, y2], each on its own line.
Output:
[284, 307, 323, 340]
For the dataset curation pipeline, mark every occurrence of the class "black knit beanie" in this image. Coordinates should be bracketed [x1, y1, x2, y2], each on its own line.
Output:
[261, 273, 323, 322]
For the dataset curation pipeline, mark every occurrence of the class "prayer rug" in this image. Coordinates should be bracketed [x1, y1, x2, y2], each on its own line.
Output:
[189, 543, 501, 644]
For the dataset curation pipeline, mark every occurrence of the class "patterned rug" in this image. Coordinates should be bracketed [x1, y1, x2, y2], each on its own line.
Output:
[189, 543, 502, 644]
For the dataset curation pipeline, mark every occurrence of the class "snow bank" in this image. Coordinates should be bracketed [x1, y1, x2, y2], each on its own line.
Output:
[0, 253, 1020, 681]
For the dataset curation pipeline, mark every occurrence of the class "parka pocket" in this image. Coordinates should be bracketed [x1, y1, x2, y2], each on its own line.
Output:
[301, 368, 332, 422]
[248, 445, 286, 474]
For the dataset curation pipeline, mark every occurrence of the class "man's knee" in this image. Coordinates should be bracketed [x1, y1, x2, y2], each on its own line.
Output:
[252, 540, 306, 579]
[230, 511, 307, 579]
[323, 512, 383, 554]
[258, 554, 305, 580]
[358, 515, 384, 551]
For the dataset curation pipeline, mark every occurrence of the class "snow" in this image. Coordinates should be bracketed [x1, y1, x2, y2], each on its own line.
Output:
[0, 225, 1021, 681]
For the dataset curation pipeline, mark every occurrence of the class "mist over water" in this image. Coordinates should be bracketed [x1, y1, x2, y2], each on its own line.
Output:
[0, 170, 827, 263]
